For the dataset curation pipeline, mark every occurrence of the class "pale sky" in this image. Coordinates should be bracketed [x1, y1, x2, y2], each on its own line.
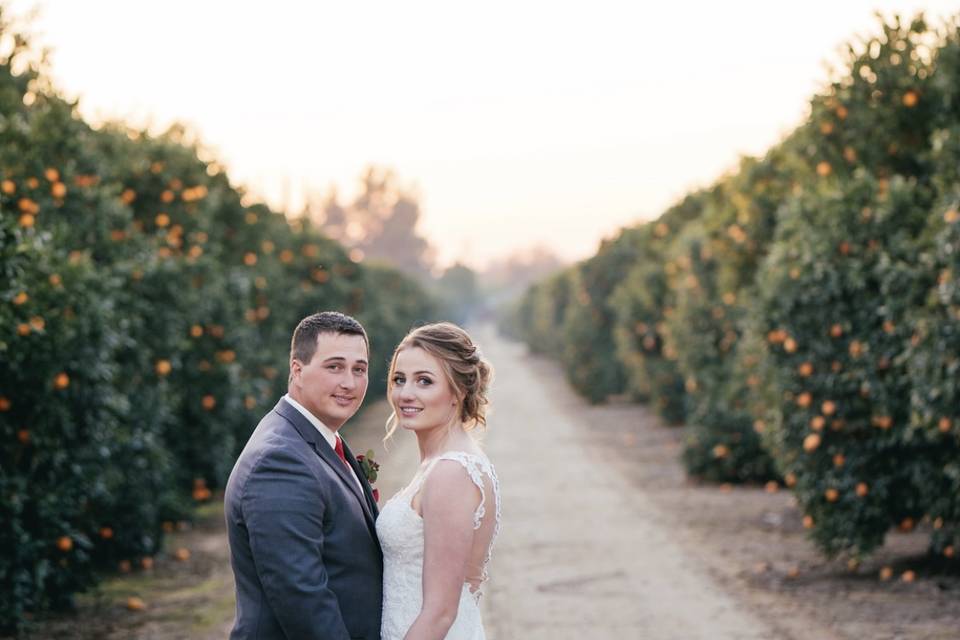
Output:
[8, 1, 959, 269]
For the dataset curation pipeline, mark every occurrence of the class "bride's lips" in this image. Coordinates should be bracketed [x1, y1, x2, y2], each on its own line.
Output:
[399, 405, 422, 416]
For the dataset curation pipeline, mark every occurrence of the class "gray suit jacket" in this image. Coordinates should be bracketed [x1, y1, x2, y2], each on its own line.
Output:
[225, 398, 382, 639]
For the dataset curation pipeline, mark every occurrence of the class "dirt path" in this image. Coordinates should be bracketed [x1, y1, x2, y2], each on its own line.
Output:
[474, 326, 959, 640]
[472, 326, 788, 640]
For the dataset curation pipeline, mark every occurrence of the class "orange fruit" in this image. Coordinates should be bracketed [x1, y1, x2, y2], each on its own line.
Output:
[161, 190, 175, 203]
[856, 483, 869, 497]
[155, 213, 170, 228]
[810, 416, 826, 431]
[879, 566, 893, 581]
[174, 548, 190, 561]
[57, 536, 73, 552]
[17, 429, 30, 444]
[784, 338, 798, 353]
[819, 121, 834, 135]
[0, 397, 10, 411]
[201, 395, 216, 410]
[162, 521, 175, 533]
[17, 323, 30, 336]
[764, 481, 779, 493]
[898, 518, 915, 532]
[784, 472, 797, 488]
[830, 324, 843, 338]
[945, 209, 959, 223]
[13, 291, 28, 305]
[190, 324, 203, 338]
[19, 213, 35, 228]
[119, 559, 132, 573]
[786, 566, 800, 579]
[821, 401, 836, 416]
[843, 146, 857, 163]
[882, 320, 896, 334]
[120, 189, 136, 204]
[939, 418, 952, 433]
[141, 557, 154, 570]
[902, 90, 918, 107]
[803, 433, 821, 453]
[44, 168, 60, 182]
[126, 597, 147, 611]
[944, 546, 955, 559]
[100, 527, 114, 539]
[798, 362, 813, 377]
[712, 444, 730, 459]
[53, 373, 70, 390]
[816, 161, 832, 177]
[243, 252, 258, 266]
[825, 488, 839, 502]
[49, 274, 62, 286]
[832, 454, 845, 467]
[797, 392, 812, 408]
[1, 179, 14, 194]
[901, 570, 916, 583]
[51, 182, 66, 198]
[155, 360, 172, 376]
[802, 515, 814, 529]
[836, 105, 849, 120]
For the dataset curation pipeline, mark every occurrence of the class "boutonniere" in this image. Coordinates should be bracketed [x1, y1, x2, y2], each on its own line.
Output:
[356, 450, 381, 502]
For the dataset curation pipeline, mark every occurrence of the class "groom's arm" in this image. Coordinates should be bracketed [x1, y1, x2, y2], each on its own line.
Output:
[243, 447, 351, 640]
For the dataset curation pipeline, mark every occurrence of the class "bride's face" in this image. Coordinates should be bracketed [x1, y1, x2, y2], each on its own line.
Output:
[390, 346, 459, 433]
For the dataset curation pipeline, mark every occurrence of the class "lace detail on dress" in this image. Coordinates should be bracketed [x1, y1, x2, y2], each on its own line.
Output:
[376, 451, 500, 640]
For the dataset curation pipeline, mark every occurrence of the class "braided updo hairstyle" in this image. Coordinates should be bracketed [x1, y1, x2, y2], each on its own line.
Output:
[385, 322, 493, 438]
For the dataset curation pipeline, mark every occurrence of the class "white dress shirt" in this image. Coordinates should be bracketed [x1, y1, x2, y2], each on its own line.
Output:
[283, 393, 364, 494]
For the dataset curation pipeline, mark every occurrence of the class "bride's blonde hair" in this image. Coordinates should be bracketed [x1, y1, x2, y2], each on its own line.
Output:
[384, 323, 493, 440]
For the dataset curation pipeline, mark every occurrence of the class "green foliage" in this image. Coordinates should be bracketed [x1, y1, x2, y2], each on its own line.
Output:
[507, 12, 960, 560]
[0, 13, 432, 632]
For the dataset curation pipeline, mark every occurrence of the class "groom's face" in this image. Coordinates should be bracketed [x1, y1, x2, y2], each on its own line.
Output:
[290, 331, 369, 430]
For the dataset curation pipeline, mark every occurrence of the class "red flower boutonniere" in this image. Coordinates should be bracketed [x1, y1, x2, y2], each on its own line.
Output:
[357, 450, 381, 502]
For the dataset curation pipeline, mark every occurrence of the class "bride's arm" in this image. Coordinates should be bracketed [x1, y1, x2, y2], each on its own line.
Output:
[404, 460, 482, 640]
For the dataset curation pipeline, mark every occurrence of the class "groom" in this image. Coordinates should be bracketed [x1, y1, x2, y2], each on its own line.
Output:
[225, 311, 382, 639]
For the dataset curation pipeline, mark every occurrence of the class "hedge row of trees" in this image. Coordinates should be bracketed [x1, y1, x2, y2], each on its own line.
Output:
[0, 13, 433, 633]
[503, 14, 959, 562]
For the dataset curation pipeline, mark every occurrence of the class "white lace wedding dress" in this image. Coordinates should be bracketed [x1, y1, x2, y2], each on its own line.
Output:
[377, 451, 501, 640]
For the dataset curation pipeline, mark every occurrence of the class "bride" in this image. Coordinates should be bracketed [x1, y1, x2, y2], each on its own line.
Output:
[377, 322, 501, 640]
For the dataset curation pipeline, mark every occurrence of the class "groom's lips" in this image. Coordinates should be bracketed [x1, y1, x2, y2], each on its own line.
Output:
[332, 394, 355, 405]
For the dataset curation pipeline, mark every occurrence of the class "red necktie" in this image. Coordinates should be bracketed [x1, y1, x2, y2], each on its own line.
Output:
[334, 435, 351, 469]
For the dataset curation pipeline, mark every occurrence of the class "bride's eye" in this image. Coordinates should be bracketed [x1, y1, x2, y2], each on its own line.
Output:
[392, 375, 405, 385]
[417, 376, 432, 386]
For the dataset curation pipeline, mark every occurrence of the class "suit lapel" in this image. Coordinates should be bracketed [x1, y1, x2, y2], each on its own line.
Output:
[274, 399, 378, 535]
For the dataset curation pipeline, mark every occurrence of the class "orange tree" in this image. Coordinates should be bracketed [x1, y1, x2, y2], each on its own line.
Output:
[608, 194, 704, 424]
[0, 11, 433, 631]
[902, 23, 960, 557]
[675, 151, 798, 482]
[752, 14, 951, 557]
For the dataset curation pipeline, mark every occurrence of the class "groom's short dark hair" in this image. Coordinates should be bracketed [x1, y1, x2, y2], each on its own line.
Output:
[290, 311, 369, 365]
